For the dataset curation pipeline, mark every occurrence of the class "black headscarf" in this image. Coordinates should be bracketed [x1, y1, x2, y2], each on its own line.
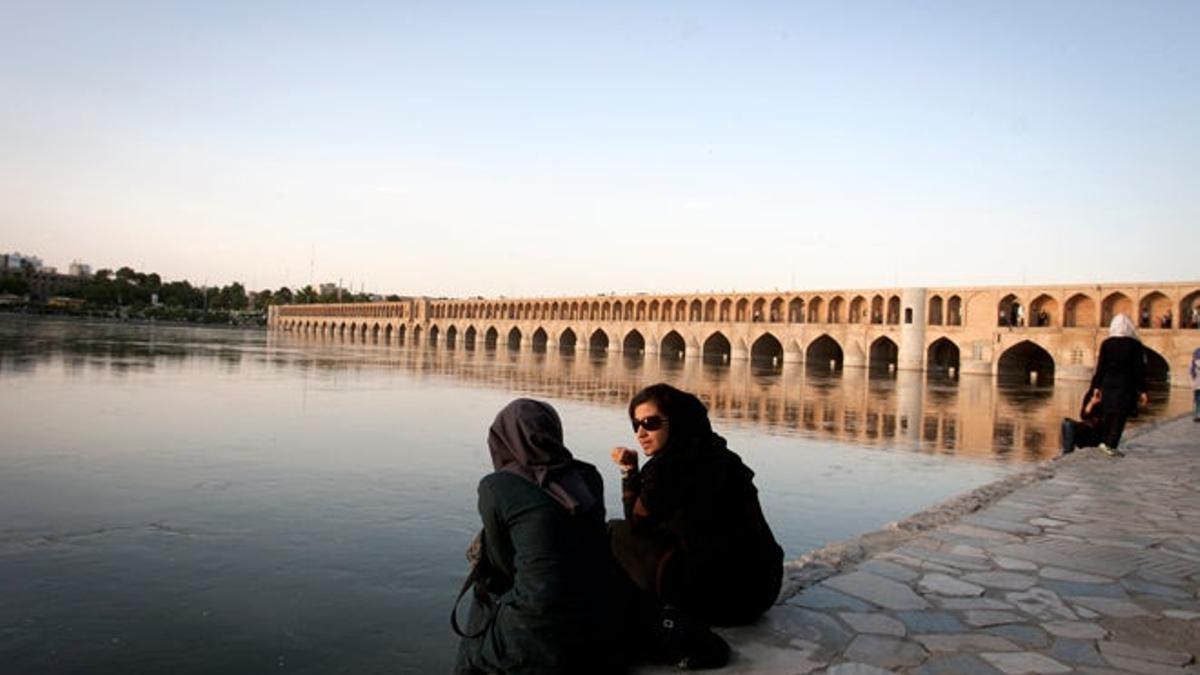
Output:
[488, 398, 595, 514]
[628, 383, 722, 456]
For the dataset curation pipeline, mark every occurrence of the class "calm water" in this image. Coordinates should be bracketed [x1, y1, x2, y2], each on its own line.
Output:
[0, 316, 1188, 673]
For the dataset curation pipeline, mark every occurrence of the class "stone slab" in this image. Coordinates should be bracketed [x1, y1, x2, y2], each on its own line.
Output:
[1041, 620, 1107, 639]
[964, 610, 1023, 627]
[897, 611, 968, 634]
[981, 651, 1071, 674]
[918, 573, 985, 597]
[962, 571, 1038, 590]
[823, 571, 930, 611]
[837, 612, 905, 637]
[842, 635, 927, 669]
[914, 633, 1021, 653]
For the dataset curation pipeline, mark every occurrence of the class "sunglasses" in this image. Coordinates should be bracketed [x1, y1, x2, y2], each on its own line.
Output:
[632, 416, 668, 432]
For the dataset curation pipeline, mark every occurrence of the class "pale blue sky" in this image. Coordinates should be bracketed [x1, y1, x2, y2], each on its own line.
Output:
[2, 1, 1197, 297]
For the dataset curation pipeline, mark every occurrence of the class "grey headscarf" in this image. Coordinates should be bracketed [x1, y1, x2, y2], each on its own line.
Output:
[487, 398, 595, 514]
[1109, 314, 1138, 340]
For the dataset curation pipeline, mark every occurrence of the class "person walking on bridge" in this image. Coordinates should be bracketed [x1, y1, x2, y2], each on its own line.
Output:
[1088, 314, 1148, 456]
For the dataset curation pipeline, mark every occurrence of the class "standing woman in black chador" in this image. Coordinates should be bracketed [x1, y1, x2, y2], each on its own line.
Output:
[454, 399, 615, 675]
[609, 383, 783, 669]
[1089, 314, 1149, 457]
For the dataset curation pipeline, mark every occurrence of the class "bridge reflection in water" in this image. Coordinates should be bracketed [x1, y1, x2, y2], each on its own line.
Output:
[266, 332, 1188, 463]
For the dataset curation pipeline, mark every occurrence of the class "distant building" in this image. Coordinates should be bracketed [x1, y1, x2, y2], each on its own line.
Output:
[69, 261, 93, 277]
[319, 282, 340, 297]
[2, 252, 44, 272]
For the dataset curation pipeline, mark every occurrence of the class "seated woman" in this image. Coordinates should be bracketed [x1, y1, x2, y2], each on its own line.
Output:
[609, 384, 783, 668]
[1061, 387, 1104, 453]
[454, 399, 615, 675]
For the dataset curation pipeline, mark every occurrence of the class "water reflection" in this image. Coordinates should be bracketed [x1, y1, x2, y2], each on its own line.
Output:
[257, 333, 1186, 462]
[2, 317, 1186, 463]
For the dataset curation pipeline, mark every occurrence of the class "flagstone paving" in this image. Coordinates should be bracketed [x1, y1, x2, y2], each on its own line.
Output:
[637, 415, 1200, 673]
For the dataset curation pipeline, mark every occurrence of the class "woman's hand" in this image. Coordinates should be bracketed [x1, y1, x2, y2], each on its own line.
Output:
[610, 446, 639, 473]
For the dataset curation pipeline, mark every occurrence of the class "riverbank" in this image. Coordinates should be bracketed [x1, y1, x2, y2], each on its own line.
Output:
[643, 415, 1200, 673]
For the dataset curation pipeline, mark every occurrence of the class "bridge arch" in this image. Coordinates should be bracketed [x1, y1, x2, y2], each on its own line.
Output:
[464, 325, 476, 350]
[445, 325, 457, 349]
[1144, 345, 1170, 385]
[998, 293, 1022, 327]
[623, 329, 645, 354]
[396, 324, 406, 344]
[531, 327, 548, 352]
[1182, 290, 1200, 328]
[1030, 294, 1057, 327]
[428, 324, 440, 346]
[412, 324, 423, 345]
[806, 334, 843, 372]
[648, 300, 660, 321]
[869, 336, 898, 372]
[384, 324, 393, 343]
[848, 295, 866, 324]
[750, 332, 783, 369]
[1101, 292, 1133, 326]
[1064, 293, 1096, 327]
[484, 327, 498, 350]
[928, 295, 944, 325]
[769, 297, 784, 322]
[808, 297, 823, 323]
[507, 327, 522, 351]
[689, 299, 702, 322]
[558, 327, 577, 352]
[703, 299, 716, 322]
[788, 298, 804, 323]
[828, 296, 844, 324]
[703, 331, 731, 363]
[870, 295, 884, 324]
[589, 329, 609, 354]
[926, 337, 960, 377]
[1139, 291, 1171, 328]
[947, 295, 963, 325]
[661, 331, 686, 359]
[997, 340, 1055, 385]
[752, 297, 767, 322]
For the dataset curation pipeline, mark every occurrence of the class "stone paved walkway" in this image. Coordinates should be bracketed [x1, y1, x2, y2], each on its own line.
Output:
[642, 415, 1200, 674]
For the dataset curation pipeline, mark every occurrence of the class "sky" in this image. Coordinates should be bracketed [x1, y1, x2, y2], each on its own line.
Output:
[1, 1, 1197, 298]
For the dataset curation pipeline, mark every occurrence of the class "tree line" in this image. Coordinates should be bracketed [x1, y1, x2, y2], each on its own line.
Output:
[0, 265, 401, 311]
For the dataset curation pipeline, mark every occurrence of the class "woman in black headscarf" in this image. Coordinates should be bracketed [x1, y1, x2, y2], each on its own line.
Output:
[609, 384, 783, 668]
[454, 399, 615, 675]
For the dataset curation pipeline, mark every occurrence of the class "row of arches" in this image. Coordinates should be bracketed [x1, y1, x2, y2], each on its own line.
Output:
[994, 289, 1200, 329]
[276, 318, 1176, 385]
[427, 294, 911, 326]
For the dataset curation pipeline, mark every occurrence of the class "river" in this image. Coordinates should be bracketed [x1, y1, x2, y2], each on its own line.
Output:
[0, 316, 1188, 673]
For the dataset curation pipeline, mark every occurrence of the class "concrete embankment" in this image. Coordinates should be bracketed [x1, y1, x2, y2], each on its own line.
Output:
[642, 415, 1200, 674]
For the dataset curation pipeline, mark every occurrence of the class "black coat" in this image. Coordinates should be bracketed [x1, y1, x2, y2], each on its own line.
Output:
[1090, 336, 1147, 416]
[456, 464, 612, 674]
[622, 436, 783, 625]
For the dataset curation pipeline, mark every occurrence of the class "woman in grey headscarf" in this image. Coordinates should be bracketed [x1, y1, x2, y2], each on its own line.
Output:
[1088, 314, 1148, 456]
[454, 399, 617, 675]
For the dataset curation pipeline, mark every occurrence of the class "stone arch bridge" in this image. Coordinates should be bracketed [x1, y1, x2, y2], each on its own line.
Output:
[269, 282, 1200, 387]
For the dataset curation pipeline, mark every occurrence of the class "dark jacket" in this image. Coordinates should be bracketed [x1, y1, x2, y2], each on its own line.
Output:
[622, 436, 782, 625]
[457, 465, 612, 674]
[1090, 336, 1147, 416]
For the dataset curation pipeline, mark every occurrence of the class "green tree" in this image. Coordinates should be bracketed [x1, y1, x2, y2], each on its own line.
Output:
[296, 285, 318, 304]
[253, 289, 274, 311]
[275, 287, 294, 304]
[219, 282, 248, 310]
[0, 275, 30, 295]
